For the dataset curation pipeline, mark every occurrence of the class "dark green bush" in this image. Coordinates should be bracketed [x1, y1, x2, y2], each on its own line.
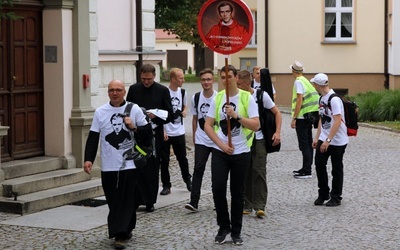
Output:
[352, 90, 400, 122]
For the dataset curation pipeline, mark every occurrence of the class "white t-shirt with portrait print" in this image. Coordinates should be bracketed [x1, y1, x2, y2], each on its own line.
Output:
[90, 102, 148, 171]
[207, 91, 259, 155]
[318, 89, 349, 146]
[189, 90, 217, 147]
[164, 87, 187, 137]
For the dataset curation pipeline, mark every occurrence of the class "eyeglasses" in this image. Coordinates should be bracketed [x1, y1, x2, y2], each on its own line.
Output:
[201, 78, 213, 82]
[108, 88, 124, 93]
[141, 78, 154, 82]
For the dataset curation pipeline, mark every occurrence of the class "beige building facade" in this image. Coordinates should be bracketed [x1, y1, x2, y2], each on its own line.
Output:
[155, 0, 399, 106]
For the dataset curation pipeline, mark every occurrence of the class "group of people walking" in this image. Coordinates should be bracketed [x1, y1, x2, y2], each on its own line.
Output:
[83, 61, 348, 249]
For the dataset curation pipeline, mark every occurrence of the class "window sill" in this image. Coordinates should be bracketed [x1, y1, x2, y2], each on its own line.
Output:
[322, 40, 357, 45]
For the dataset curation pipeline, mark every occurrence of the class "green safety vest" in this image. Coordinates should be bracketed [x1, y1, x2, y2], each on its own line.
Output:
[214, 89, 255, 148]
[291, 76, 319, 117]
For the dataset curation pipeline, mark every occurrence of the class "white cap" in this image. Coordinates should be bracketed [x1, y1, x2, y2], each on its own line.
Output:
[310, 73, 329, 86]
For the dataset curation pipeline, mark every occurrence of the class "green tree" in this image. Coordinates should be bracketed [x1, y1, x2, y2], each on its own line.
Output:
[0, 0, 21, 20]
[156, 0, 207, 76]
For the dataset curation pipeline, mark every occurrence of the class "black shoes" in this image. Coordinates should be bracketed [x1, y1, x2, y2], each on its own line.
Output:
[314, 196, 329, 205]
[160, 187, 171, 195]
[326, 197, 341, 206]
[294, 172, 312, 179]
[145, 204, 155, 212]
[231, 234, 244, 245]
[185, 178, 192, 192]
[314, 196, 341, 206]
[184, 203, 198, 212]
[293, 168, 302, 174]
[215, 228, 231, 244]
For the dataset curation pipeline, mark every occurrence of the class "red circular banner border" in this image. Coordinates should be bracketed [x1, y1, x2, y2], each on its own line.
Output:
[197, 0, 254, 55]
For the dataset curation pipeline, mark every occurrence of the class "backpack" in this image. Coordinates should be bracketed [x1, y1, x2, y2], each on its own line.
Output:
[123, 102, 154, 169]
[324, 94, 359, 137]
[194, 92, 201, 115]
[256, 89, 281, 153]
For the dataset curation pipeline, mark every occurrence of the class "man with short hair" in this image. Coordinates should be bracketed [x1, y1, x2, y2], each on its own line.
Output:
[289, 60, 319, 179]
[204, 65, 259, 245]
[126, 64, 174, 212]
[160, 68, 192, 195]
[311, 73, 348, 206]
[185, 68, 217, 212]
[237, 70, 282, 218]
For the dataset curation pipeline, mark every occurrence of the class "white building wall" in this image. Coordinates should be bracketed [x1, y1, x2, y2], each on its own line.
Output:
[389, 0, 400, 75]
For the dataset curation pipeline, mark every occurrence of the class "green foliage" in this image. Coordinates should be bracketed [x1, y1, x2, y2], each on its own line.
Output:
[184, 74, 200, 83]
[352, 90, 400, 122]
[155, 0, 206, 45]
[188, 66, 192, 74]
[0, 0, 22, 20]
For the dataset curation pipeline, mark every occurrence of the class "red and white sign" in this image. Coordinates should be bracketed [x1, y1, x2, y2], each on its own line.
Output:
[198, 0, 254, 55]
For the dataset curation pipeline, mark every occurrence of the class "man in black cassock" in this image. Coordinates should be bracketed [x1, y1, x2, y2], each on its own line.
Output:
[127, 64, 174, 212]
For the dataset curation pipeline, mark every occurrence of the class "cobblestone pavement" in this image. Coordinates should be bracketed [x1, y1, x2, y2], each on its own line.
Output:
[0, 110, 399, 249]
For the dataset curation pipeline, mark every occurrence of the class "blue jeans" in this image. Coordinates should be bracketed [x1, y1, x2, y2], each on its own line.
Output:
[160, 134, 191, 188]
[190, 144, 213, 207]
[295, 119, 314, 174]
[211, 149, 250, 236]
[315, 140, 347, 199]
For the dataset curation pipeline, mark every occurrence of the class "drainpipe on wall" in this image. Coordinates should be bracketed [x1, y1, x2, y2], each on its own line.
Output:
[384, 0, 389, 89]
[264, 0, 269, 67]
[136, 0, 143, 83]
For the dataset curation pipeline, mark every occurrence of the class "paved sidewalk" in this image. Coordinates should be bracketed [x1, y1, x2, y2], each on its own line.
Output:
[0, 112, 399, 249]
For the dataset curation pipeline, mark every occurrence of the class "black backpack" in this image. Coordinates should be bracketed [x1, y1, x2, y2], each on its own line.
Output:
[324, 94, 359, 137]
[123, 102, 154, 169]
[256, 89, 281, 153]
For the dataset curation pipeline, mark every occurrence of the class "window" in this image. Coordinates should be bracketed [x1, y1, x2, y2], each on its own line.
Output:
[324, 0, 354, 42]
[247, 11, 257, 47]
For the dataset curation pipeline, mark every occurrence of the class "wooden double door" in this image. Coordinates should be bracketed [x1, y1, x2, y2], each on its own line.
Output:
[0, 6, 44, 162]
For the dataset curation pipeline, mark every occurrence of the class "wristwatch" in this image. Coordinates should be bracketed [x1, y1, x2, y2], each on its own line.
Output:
[326, 138, 331, 143]
[236, 114, 242, 121]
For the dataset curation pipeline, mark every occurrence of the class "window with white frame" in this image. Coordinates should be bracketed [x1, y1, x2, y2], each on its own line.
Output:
[247, 11, 257, 47]
[324, 0, 354, 42]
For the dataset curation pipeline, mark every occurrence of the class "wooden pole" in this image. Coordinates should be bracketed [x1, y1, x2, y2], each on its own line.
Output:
[224, 56, 232, 147]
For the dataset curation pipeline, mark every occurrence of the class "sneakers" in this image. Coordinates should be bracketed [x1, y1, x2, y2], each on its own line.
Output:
[256, 209, 266, 218]
[293, 168, 302, 174]
[326, 197, 341, 206]
[185, 178, 192, 192]
[314, 196, 329, 206]
[184, 203, 198, 212]
[243, 208, 252, 215]
[160, 187, 171, 195]
[231, 235, 244, 245]
[294, 172, 312, 179]
[215, 228, 231, 244]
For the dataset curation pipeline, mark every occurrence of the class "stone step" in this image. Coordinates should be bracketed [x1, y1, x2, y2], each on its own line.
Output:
[1, 156, 63, 179]
[2, 168, 90, 197]
[0, 178, 104, 215]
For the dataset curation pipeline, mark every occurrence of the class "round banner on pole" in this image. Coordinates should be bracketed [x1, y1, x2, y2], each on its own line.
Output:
[197, 0, 254, 55]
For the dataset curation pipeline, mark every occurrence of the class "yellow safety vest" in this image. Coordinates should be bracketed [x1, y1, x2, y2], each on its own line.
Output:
[214, 89, 254, 148]
[291, 76, 319, 117]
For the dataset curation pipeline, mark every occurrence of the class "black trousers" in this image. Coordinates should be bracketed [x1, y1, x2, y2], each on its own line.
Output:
[211, 149, 250, 236]
[315, 140, 347, 199]
[295, 118, 314, 174]
[102, 169, 137, 239]
[190, 144, 213, 207]
[160, 134, 191, 188]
